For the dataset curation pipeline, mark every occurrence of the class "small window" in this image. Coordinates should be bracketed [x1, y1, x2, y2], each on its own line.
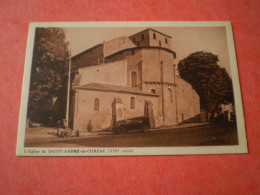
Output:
[94, 98, 100, 111]
[130, 97, 135, 109]
[137, 41, 140, 46]
[159, 40, 162, 47]
[153, 33, 156, 39]
[133, 37, 135, 43]
[151, 89, 156, 94]
[167, 88, 173, 103]
[131, 71, 137, 87]
[165, 38, 168, 44]
[141, 34, 144, 40]
[132, 50, 135, 55]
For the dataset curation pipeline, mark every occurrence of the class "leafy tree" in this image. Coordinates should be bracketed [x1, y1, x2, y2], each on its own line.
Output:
[178, 51, 234, 120]
[27, 28, 69, 126]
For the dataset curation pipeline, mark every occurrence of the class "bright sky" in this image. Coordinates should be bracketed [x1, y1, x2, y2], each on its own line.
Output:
[64, 27, 231, 76]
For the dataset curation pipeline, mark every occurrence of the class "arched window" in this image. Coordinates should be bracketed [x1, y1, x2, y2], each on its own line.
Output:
[131, 71, 137, 87]
[153, 33, 156, 39]
[151, 89, 156, 94]
[167, 88, 173, 103]
[94, 98, 100, 111]
[130, 97, 135, 109]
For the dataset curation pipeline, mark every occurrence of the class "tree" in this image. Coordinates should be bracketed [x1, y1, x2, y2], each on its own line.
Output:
[178, 51, 234, 120]
[27, 28, 69, 126]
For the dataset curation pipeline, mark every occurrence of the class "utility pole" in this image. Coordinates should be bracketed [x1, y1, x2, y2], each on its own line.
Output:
[159, 49, 165, 124]
[103, 40, 105, 64]
[173, 64, 178, 125]
[65, 49, 71, 128]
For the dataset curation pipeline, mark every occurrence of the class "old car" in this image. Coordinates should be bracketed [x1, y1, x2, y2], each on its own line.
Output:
[113, 116, 150, 134]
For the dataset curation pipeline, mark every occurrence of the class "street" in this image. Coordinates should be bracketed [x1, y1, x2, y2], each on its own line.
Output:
[24, 122, 238, 147]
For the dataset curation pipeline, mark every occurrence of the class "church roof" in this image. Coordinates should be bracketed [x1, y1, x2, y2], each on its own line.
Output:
[129, 28, 172, 38]
[105, 46, 176, 59]
[73, 83, 159, 97]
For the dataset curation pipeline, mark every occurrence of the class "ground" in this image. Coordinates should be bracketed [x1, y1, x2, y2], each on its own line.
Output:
[24, 122, 238, 147]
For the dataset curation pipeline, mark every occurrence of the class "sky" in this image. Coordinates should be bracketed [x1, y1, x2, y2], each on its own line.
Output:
[64, 27, 231, 76]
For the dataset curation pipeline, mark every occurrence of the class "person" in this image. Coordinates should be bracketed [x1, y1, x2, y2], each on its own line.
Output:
[76, 129, 80, 137]
[57, 120, 61, 136]
[87, 120, 92, 132]
[57, 119, 65, 137]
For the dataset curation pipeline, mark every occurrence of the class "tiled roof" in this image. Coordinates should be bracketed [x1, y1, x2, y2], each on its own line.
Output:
[72, 43, 103, 59]
[73, 83, 159, 97]
[129, 28, 172, 38]
[144, 81, 177, 86]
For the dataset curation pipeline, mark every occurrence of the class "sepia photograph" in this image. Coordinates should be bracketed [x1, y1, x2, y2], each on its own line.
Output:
[17, 22, 247, 156]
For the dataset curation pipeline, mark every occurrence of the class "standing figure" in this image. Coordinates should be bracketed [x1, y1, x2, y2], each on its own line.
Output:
[57, 119, 65, 137]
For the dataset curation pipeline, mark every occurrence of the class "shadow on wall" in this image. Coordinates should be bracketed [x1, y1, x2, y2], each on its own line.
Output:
[181, 112, 237, 124]
[181, 114, 202, 124]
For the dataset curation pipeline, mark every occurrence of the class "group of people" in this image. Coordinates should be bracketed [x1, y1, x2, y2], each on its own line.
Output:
[57, 119, 69, 137]
[56, 119, 79, 137]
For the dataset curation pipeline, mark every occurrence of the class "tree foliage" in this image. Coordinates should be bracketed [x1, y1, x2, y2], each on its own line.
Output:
[27, 28, 69, 123]
[178, 51, 234, 115]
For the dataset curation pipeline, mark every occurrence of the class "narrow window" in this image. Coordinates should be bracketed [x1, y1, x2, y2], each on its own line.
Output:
[153, 33, 156, 39]
[165, 38, 168, 44]
[94, 98, 100, 111]
[132, 50, 135, 55]
[131, 71, 137, 87]
[159, 40, 162, 47]
[141, 34, 144, 40]
[167, 88, 173, 103]
[151, 89, 156, 94]
[133, 37, 135, 43]
[130, 97, 135, 109]
[137, 41, 140, 46]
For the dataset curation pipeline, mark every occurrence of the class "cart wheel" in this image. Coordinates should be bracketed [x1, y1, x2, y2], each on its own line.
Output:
[119, 127, 126, 134]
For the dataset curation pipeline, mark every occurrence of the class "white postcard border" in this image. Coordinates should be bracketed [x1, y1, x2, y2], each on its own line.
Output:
[17, 21, 248, 156]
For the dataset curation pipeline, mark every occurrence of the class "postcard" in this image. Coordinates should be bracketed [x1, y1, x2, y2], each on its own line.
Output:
[16, 21, 247, 156]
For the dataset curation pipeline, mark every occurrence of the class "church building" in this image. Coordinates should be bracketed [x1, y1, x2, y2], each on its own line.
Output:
[69, 28, 200, 131]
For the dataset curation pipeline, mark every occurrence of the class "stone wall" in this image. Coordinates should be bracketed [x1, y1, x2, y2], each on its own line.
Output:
[71, 44, 104, 69]
[71, 41, 200, 130]
[176, 76, 201, 123]
[105, 49, 143, 89]
[148, 30, 171, 49]
[78, 59, 128, 86]
[128, 29, 171, 49]
[72, 90, 159, 131]
[142, 49, 175, 83]
[129, 29, 150, 47]
[103, 36, 136, 57]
